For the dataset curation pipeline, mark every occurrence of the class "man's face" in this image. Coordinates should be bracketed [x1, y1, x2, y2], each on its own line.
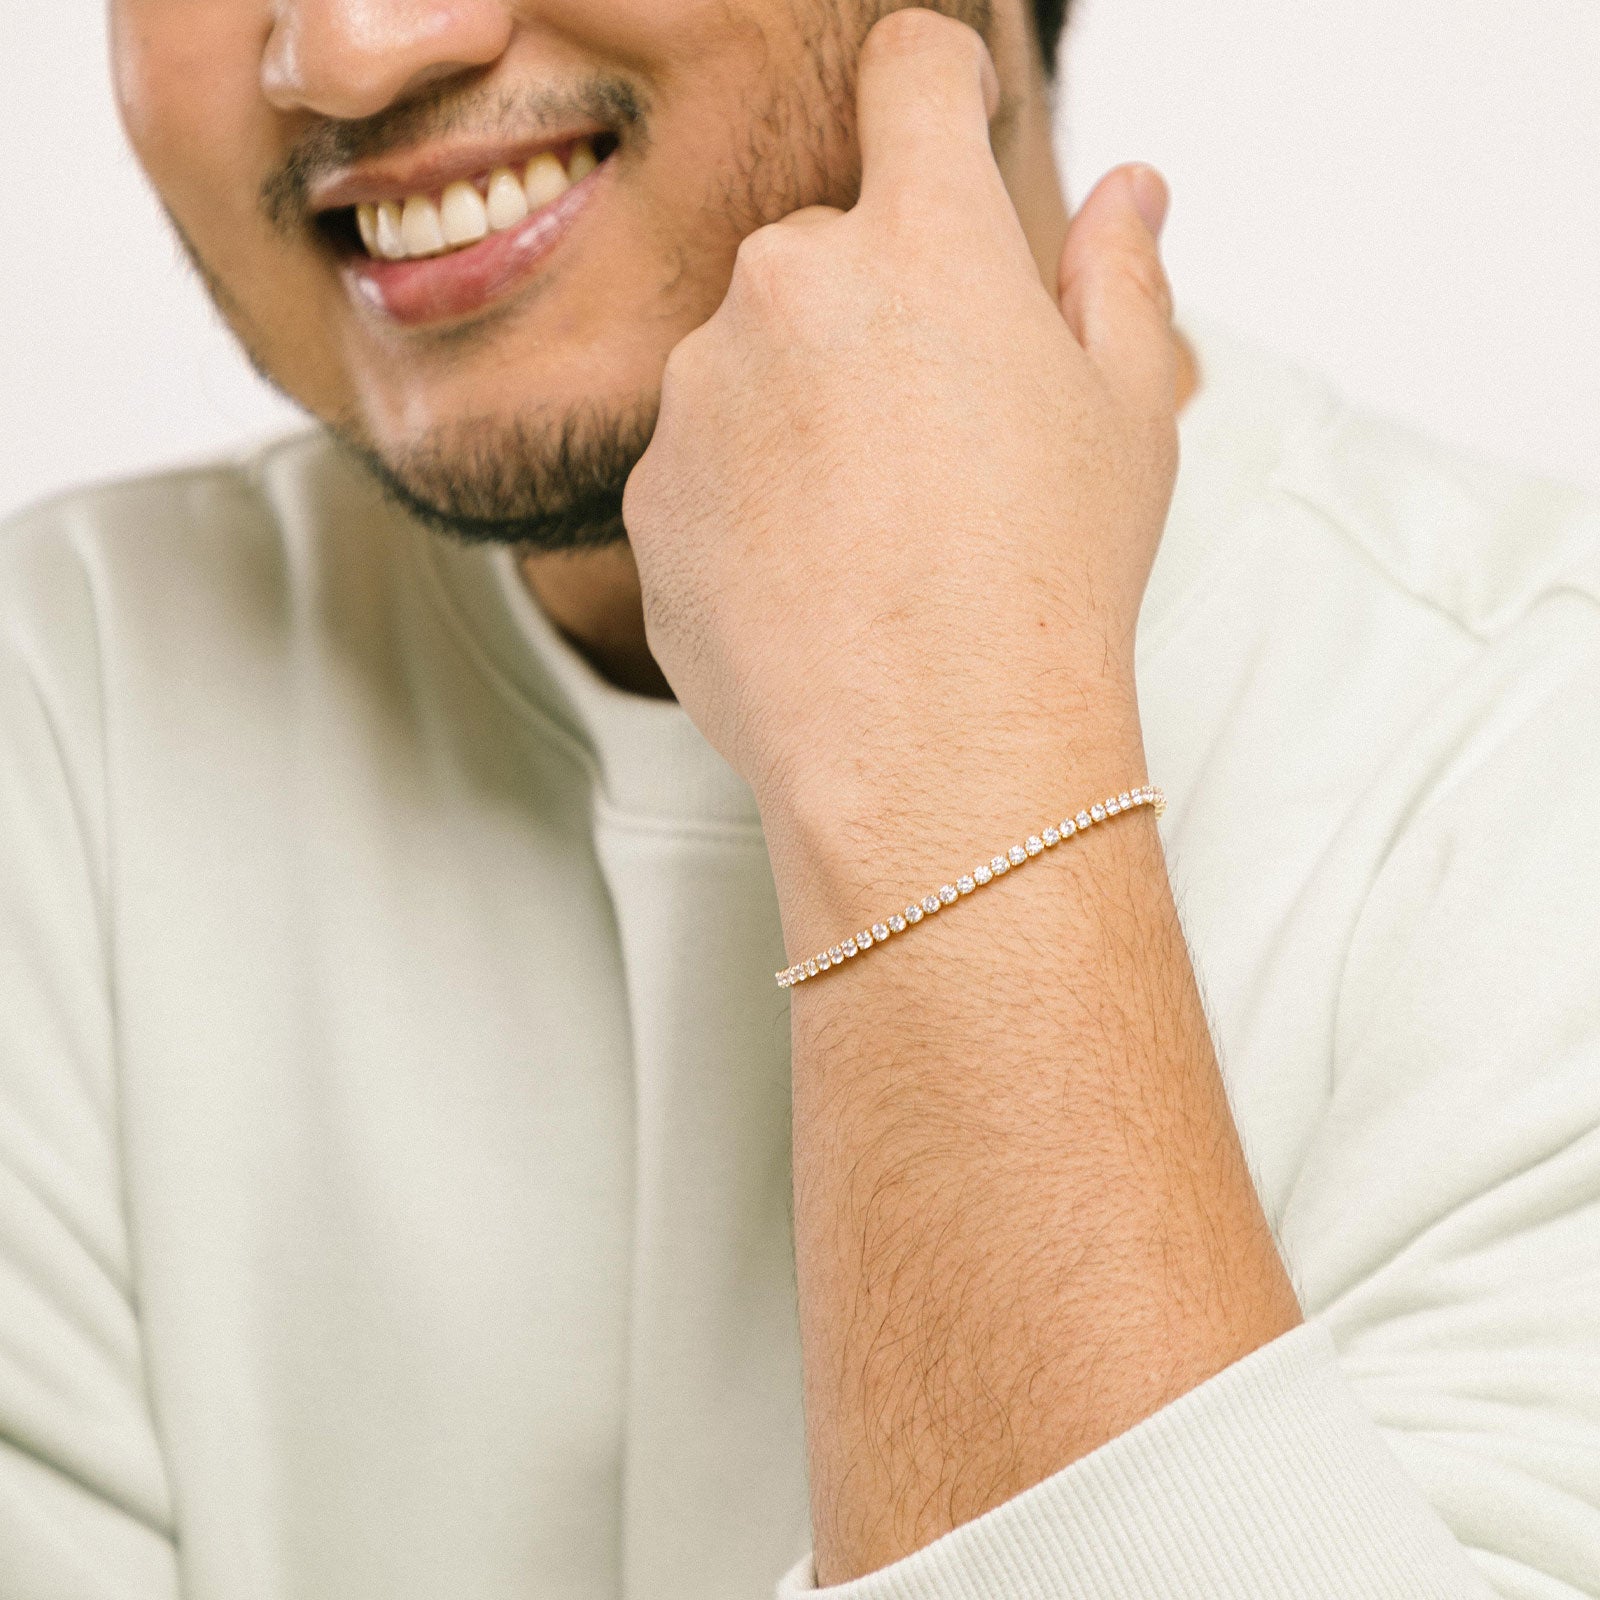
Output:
[110, 0, 997, 548]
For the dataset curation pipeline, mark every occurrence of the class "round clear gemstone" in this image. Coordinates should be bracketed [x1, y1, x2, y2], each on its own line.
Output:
[829, 945, 845, 963]
[1090, 804, 1106, 821]
[990, 855, 1010, 874]
[1041, 826, 1060, 846]
[1025, 835, 1044, 855]
[938, 883, 958, 904]
[1060, 819, 1076, 837]
[1007, 844, 1027, 866]
[1119, 792, 1132, 808]
[1076, 811, 1092, 829]
[1105, 797, 1121, 814]
[872, 922, 890, 941]
[842, 937, 858, 956]
[888, 913, 906, 932]
[818, 952, 831, 969]
[856, 929, 874, 949]
[921, 893, 941, 914]
[956, 875, 975, 894]
[905, 903, 923, 923]
[805, 958, 818, 975]
[972, 863, 993, 884]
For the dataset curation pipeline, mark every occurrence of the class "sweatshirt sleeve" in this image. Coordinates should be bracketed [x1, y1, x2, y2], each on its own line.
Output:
[775, 585, 1600, 1600]
[0, 510, 181, 1599]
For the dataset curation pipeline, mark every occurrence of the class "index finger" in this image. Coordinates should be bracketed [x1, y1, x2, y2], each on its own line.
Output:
[854, 8, 1005, 218]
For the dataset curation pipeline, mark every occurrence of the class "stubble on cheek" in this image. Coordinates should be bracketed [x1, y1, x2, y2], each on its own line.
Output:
[714, 0, 998, 235]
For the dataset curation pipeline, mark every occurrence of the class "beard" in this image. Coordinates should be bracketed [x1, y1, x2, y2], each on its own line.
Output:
[236, 0, 995, 553]
[325, 396, 659, 553]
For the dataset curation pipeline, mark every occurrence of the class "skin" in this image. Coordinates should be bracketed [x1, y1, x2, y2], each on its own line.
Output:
[109, 0, 1284, 1588]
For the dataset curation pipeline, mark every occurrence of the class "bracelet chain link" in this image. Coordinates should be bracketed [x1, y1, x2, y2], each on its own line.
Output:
[776, 783, 1165, 988]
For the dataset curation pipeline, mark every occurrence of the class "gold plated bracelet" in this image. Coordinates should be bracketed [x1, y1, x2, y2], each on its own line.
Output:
[775, 784, 1165, 988]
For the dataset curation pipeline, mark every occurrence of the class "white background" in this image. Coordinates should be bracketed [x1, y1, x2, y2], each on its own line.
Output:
[3, 0, 1597, 524]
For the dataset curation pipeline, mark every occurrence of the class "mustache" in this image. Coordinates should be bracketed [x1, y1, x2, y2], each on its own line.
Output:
[259, 75, 646, 234]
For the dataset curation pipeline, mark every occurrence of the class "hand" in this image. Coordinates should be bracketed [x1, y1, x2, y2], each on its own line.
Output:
[622, 7, 1181, 847]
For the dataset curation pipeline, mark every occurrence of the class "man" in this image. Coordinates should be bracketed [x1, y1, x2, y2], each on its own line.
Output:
[1, 0, 1596, 1595]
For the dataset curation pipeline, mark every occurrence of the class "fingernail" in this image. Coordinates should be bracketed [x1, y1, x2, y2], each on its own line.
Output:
[1129, 164, 1169, 241]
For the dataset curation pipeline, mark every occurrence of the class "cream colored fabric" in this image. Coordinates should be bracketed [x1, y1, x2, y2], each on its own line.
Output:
[1, 308, 1597, 1600]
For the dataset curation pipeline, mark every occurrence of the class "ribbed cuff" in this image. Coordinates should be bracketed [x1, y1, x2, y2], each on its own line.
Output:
[776, 1319, 1494, 1600]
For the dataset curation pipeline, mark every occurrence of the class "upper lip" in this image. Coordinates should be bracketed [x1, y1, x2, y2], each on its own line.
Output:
[307, 124, 607, 215]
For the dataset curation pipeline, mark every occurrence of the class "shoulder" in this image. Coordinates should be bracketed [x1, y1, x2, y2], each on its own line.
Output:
[0, 428, 419, 697]
[0, 427, 391, 599]
[1194, 315, 1600, 641]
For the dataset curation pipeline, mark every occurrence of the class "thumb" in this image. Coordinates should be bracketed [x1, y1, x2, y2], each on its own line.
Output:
[1056, 163, 1177, 422]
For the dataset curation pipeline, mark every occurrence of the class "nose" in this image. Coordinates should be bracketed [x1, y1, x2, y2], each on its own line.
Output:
[261, 0, 515, 120]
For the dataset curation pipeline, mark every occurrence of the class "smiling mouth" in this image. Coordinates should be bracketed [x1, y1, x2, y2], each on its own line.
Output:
[315, 132, 619, 263]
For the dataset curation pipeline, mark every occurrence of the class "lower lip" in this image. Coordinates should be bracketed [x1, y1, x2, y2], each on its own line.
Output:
[339, 159, 608, 327]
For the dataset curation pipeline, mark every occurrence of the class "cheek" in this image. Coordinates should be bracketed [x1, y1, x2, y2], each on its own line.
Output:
[109, 0, 335, 405]
[110, 3, 270, 243]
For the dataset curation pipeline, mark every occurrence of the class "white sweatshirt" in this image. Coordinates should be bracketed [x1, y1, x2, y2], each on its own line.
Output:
[0, 308, 1596, 1600]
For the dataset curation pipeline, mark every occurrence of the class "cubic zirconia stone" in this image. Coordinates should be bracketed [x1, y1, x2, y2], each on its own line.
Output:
[829, 945, 844, 963]
[888, 913, 906, 932]
[1007, 844, 1027, 866]
[921, 893, 941, 914]
[1105, 797, 1120, 814]
[1025, 835, 1044, 855]
[936, 883, 956, 904]
[857, 930, 874, 949]
[805, 958, 818, 975]
[990, 855, 1010, 875]
[818, 953, 831, 970]
[1076, 811, 1092, 829]
[1090, 804, 1106, 821]
[1119, 792, 1132, 808]
[842, 937, 858, 956]
[872, 922, 890, 941]
[973, 863, 993, 884]
[905, 903, 923, 923]
[1042, 826, 1060, 846]
[1060, 819, 1076, 837]
[956, 875, 975, 894]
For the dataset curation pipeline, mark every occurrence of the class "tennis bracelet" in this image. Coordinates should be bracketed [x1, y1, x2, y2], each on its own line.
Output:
[775, 783, 1165, 988]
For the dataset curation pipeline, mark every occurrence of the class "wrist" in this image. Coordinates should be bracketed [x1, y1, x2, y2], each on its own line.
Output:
[757, 700, 1150, 965]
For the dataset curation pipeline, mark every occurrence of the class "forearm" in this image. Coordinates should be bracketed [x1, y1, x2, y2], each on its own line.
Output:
[764, 701, 1304, 1588]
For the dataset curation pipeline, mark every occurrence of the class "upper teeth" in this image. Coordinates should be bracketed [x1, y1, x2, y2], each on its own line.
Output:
[354, 139, 599, 260]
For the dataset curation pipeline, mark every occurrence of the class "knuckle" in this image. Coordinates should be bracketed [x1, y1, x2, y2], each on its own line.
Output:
[659, 324, 708, 393]
[733, 221, 786, 277]
[1122, 246, 1174, 321]
[620, 444, 662, 533]
[865, 6, 978, 65]
[730, 222, 810, 314]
